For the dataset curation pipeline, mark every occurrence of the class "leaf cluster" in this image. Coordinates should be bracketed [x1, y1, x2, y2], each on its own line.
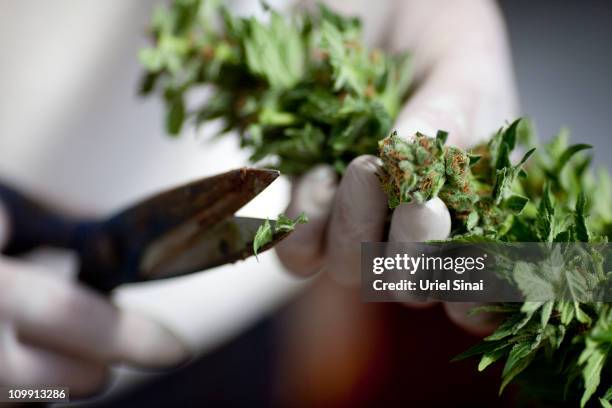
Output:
[382, 120, 611, 406]
[252, 212, 308, 258]
[140, 0, 411, 175]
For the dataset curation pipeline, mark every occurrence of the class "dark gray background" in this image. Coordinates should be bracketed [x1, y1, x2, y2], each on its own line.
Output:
[500, 0, 612, 166]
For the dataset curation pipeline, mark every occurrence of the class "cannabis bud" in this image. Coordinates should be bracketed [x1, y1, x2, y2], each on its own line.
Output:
[378, 130, 477, 212]
[378, 121, 539, 238]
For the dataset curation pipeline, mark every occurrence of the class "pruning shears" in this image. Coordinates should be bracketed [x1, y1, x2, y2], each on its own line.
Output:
[0, 168, 288, 293]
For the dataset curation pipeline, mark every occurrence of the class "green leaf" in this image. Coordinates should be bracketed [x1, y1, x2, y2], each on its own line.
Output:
[492, 167, 509, 204]
[479, 345, 510, 372]
[558, 301, 576, 325]
[253, 213, 309, 258]
[452, 340, 507, 362]
[541, 183, 555, 215]
[138, 72, 159, 95]
[575, 191, 590, 242]
[253, 218, 273, 258]
[514, 262, 554, 301]
[502, 118, 521, 151]
[514, 301, 544, 333]
[541, 301, 554, 329]
[500, 341, 538, 394]
[556, 143, 593, 173]
[139, 48, 163, 71]
[579, 343, 607, 407]
[469, 154, 482, 166]
[275, 212, 308, 233]
[536, 183, 555, 242]
[320, 20, 366, 95]
[600, 386, 612, 407]
[518, 147, 536, 167]
[466, 211, 479, 231]
[495, 141, 512, 171]
[575, 302, 593, 325]
[244, 12, 305, 89]
[468, 304, 518, 316]
[504, 194, 529, 213]
[436, 130, 448, 145]
[485, 314, 527, 341]
[166, 94, 185, 135]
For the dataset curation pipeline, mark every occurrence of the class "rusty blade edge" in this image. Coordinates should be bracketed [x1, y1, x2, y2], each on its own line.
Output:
[139, 219, 292, 281]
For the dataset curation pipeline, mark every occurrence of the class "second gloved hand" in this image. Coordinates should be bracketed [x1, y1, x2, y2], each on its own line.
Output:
[0, 202, 191, 397]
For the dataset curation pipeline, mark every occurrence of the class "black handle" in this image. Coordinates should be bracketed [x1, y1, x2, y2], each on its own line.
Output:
[0, 181, 124, 293]
[0, 181, 96, 256]
[0, 181, 170, 293]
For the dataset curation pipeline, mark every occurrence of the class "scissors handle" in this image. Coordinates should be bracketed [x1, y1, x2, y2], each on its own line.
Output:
[0, 182, 121, 293]
[0, 181, 201, 294]
[0, 181, 106, 281]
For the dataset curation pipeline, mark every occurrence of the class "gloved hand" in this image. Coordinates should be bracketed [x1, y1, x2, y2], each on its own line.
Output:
[0, 201, 190, 397]
[277, 0, 517, 335]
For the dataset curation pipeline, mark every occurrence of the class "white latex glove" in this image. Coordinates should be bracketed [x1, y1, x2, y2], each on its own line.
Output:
[0, 202, 190, 397]
[277, 0, 518, 335]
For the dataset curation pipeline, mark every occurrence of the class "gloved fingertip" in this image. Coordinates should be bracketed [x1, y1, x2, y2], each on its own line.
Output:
[325, 155, 388, 287]
[389, 197, 451, 242]
[275, 219, 327, 277]
[276, 165, 337, 277]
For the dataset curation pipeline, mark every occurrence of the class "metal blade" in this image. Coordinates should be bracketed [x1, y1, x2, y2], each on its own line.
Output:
[138, 216, 290, 280]
[104, 167, 279, 251]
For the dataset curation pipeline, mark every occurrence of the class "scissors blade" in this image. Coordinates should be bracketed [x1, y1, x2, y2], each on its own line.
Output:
[107, 168, 279, 244]
[77, 168, 281, 291]
[138, 216, 289, 280]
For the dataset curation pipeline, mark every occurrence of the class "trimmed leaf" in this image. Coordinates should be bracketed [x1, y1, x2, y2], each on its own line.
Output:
[253, 218, 273, 258]
[253, 212, 309, 258]
[276, 212, 308, 233]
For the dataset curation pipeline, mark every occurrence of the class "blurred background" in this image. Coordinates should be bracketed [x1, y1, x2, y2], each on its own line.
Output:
[501, 0, 612, 167]
[0, 0, 611, 406]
